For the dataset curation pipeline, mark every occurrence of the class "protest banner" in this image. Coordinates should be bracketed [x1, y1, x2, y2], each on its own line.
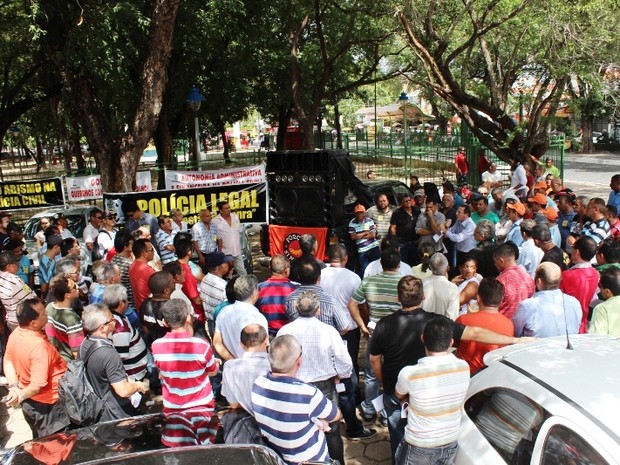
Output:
[0, 178, 64, 210]
[164, 165, 265, 190]
[103, 181, 267, 226]
[66, 172, 151, 201]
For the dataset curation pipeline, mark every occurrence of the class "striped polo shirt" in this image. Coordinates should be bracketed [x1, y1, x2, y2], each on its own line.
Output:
[252, 374, 339, 464]
[351, 271, 402, 321]
[151, 331, 216, 411]
[111, 311, 148, 380]
[348, 217, 380, 253]
[155, 229, 177, 264]
[256, 277, 297, 335]
[396, 353, 470, 448]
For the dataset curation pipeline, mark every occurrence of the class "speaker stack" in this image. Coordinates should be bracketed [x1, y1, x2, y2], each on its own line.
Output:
[266, 150, 347, 228]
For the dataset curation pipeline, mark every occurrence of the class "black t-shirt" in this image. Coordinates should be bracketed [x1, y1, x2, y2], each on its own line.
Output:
[390, 207, 420, 244]
[369, 310, 465, 395]
[541, 246, 568, 271]
[80, 336, 136, 422]
[141, 298, 169, 347]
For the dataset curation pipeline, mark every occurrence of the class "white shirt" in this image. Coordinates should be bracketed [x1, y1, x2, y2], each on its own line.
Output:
[277, 316, 352, 382]
[422, 275, 460, 320]
[171, 221, 188, 237]
[212, 214, 241, 257]
[364, 260, 412, 278]
[481, 170, 503, 184]
[320, 266, 360, 329]
[83, 223, 99, 263]
[517, 239, 544, 277]
[216, 301, 268, 358]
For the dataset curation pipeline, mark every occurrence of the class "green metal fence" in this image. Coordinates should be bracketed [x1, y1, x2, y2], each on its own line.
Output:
[327, 130, 565, 189]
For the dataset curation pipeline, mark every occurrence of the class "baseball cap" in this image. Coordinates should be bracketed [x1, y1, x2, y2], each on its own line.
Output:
[506, 202, 526, 216]
[527, 193, 548, 205]
[544, 208, 558, 221]
[534, 181, 548, 190]
[554, 188, 576, 203]
[206, 251, 234, 269]
[354, 204, 366, 213]
[414, 189, 426, 198]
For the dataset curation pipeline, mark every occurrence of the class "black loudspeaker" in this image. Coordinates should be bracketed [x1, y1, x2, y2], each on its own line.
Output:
[267, 150, 348, 227]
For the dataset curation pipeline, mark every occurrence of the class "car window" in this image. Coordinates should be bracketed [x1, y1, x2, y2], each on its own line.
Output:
[465, 388, 548, 465]
[541, 424, 609, 465]
[392, 184, 411, 204]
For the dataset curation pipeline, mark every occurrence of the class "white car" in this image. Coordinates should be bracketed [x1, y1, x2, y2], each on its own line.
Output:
[456, 335, 620, 465]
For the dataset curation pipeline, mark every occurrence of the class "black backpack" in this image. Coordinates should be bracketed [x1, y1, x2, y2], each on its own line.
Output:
[58, 339, 107, 426]
[91, 230, 111, 262]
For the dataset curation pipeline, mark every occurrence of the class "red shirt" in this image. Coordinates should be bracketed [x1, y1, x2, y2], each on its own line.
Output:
[151, 331, 216, 411]
[561, 265, 599, 333]
[180, 262, 203, 319]
[456, 311, 514, 375]
[128, 260, 155, 313]
[497, 265, 535, 319]
[455, 152, 468, 174]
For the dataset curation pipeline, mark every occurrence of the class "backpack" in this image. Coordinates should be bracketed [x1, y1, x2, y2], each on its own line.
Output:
[91, 230, 111, 262]
[58, 339, 107, 426]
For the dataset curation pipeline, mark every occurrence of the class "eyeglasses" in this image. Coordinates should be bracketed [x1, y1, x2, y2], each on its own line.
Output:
[101, 318, 115, 327]
[94, 216, 103, 220]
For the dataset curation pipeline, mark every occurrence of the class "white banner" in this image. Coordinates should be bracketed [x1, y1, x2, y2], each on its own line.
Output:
[164, 165, 266, 190]
[66, 171, 152, 201]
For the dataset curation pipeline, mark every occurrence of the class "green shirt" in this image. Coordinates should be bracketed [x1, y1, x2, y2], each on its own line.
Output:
[589, 295, 620, 337]
[352, 271, 402, 321]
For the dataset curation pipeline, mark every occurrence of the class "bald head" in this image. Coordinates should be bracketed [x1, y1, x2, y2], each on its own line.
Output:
[535, 262, 561, 290]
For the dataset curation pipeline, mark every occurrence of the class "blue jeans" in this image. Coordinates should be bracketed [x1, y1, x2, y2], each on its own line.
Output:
[339, 377, 364, 436]
[361, 336, 381, 416]
[384, 393, 407, 463]
[358, 246, 381, 277]
[399, 241, 418, 266]
[395, 440, 458, 465]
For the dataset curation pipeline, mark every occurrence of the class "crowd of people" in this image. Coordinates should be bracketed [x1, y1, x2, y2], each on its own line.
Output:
[0, 158, 619, 465]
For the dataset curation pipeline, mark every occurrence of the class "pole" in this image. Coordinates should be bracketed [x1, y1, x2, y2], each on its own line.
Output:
[403, 107, 408, 172]
[194, 112, 201, 166]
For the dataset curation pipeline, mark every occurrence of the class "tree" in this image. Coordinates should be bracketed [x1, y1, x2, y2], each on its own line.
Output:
[64, 0, 180, 192]
[0, 0, 67, 150]
[396, 0, 612, 163]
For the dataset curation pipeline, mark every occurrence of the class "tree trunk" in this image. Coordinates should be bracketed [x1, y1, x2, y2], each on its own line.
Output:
[276, 106, 291, 151]
[70, 0, 180, 192]
[72, 131, 86, 172]
[154, 114, 174, 189]
[580, 115, 594, 154]
[334, 103, 343, 149]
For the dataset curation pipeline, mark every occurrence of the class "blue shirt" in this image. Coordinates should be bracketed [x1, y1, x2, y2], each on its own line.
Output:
[252, 374, 338, 464]
[505, 219, 524, 247]
[38, 254, 55, 285]
[557, 210, 576, 248]
[155, 230, 177, 264]
[17, 255, 32, 285]
[513, 289, 581, 338]
[608, 190, 620, 213]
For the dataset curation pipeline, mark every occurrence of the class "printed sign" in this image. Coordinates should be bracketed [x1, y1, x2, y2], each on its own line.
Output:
[66, 172, 151, 201]
[164, 165, 265, 190]
[0, 178, 64, 210]
[104, 182, 267, 225]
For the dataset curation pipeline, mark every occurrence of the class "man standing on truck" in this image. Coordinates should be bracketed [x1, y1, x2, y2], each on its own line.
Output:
[349, 205, 380, 276]
[366, 193, 395, 241]
[389, 194, 420, 266]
